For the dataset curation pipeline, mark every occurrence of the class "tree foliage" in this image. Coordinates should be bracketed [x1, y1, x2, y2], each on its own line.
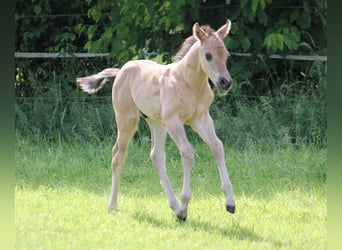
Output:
[82, 0, 199, 63]
[15, 0, 327, 60]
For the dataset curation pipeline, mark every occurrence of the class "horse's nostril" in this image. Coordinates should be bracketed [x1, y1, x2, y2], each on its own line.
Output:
[219, 77, 231, 90]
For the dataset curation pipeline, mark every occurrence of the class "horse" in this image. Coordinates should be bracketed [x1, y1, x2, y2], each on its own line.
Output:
[76, 20, 235, 221]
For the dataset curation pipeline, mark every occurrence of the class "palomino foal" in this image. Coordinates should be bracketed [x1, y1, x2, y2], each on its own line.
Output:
[77, 20, 235, 221]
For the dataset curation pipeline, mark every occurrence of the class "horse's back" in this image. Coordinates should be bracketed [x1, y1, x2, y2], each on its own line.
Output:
[121, 59, 168, 75]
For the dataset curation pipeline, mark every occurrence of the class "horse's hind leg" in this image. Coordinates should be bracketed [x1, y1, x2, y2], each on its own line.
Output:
[108, 111, 139, 212]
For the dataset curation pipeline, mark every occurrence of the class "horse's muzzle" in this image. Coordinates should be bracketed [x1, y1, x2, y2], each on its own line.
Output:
[217, 77, 232, 92]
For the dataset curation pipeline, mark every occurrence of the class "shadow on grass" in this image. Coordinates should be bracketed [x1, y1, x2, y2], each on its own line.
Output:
[131, 211, 265, 243]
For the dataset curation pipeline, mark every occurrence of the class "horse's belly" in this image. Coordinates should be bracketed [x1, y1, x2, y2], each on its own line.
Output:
[130, 75, 162, 120]
[136, 96, 162, 120]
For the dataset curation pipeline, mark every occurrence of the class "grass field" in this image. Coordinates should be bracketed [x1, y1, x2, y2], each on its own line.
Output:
[15, 137, 327, 249]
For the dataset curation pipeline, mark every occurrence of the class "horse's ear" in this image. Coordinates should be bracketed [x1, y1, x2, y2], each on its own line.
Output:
[216, 19, 231, 39]
[193, 23, 208, 42]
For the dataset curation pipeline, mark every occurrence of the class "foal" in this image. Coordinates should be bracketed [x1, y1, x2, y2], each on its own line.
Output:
[77, 20, 235, 221]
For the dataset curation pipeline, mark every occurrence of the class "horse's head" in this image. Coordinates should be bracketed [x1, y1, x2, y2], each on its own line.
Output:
[193, 20, 232, 96]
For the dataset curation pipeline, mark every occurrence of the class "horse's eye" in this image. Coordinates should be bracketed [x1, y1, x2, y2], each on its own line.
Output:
[205, 52, 212, 61]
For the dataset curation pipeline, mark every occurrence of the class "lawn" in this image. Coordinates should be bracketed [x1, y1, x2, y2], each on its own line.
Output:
[15, 138, 327, 249]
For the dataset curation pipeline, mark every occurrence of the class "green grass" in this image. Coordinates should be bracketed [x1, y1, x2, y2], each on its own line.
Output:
[15, 137, 327, 249]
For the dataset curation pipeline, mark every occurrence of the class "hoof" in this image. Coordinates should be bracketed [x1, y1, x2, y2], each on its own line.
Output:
[176, 208, 188, 222]
[226, 205, 235, 214]
[107, 205, 116, 213]
[177, 214, 187, 222]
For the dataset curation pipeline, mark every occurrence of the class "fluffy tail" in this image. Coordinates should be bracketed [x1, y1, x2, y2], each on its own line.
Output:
[76, 68, 120, 94]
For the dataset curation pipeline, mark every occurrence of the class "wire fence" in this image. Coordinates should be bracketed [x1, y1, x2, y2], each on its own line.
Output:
[15, 52, 327, 62]
[15, 3, 323, 20]
[14, 52, 326, 147]
[14, 91, 326, 106]
[14, 51, 327, 106]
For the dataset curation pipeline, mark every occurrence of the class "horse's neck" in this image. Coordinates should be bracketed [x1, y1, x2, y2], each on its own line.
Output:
[176, 41, 207, 87]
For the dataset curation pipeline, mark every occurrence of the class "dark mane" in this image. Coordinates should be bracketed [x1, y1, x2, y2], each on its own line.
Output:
[173, 25, 215, 62]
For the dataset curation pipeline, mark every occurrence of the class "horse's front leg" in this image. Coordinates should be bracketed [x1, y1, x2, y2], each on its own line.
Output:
[192, 113, 236, 214]
[164, 115, 194, 221]
[147, 119, 182, 217]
